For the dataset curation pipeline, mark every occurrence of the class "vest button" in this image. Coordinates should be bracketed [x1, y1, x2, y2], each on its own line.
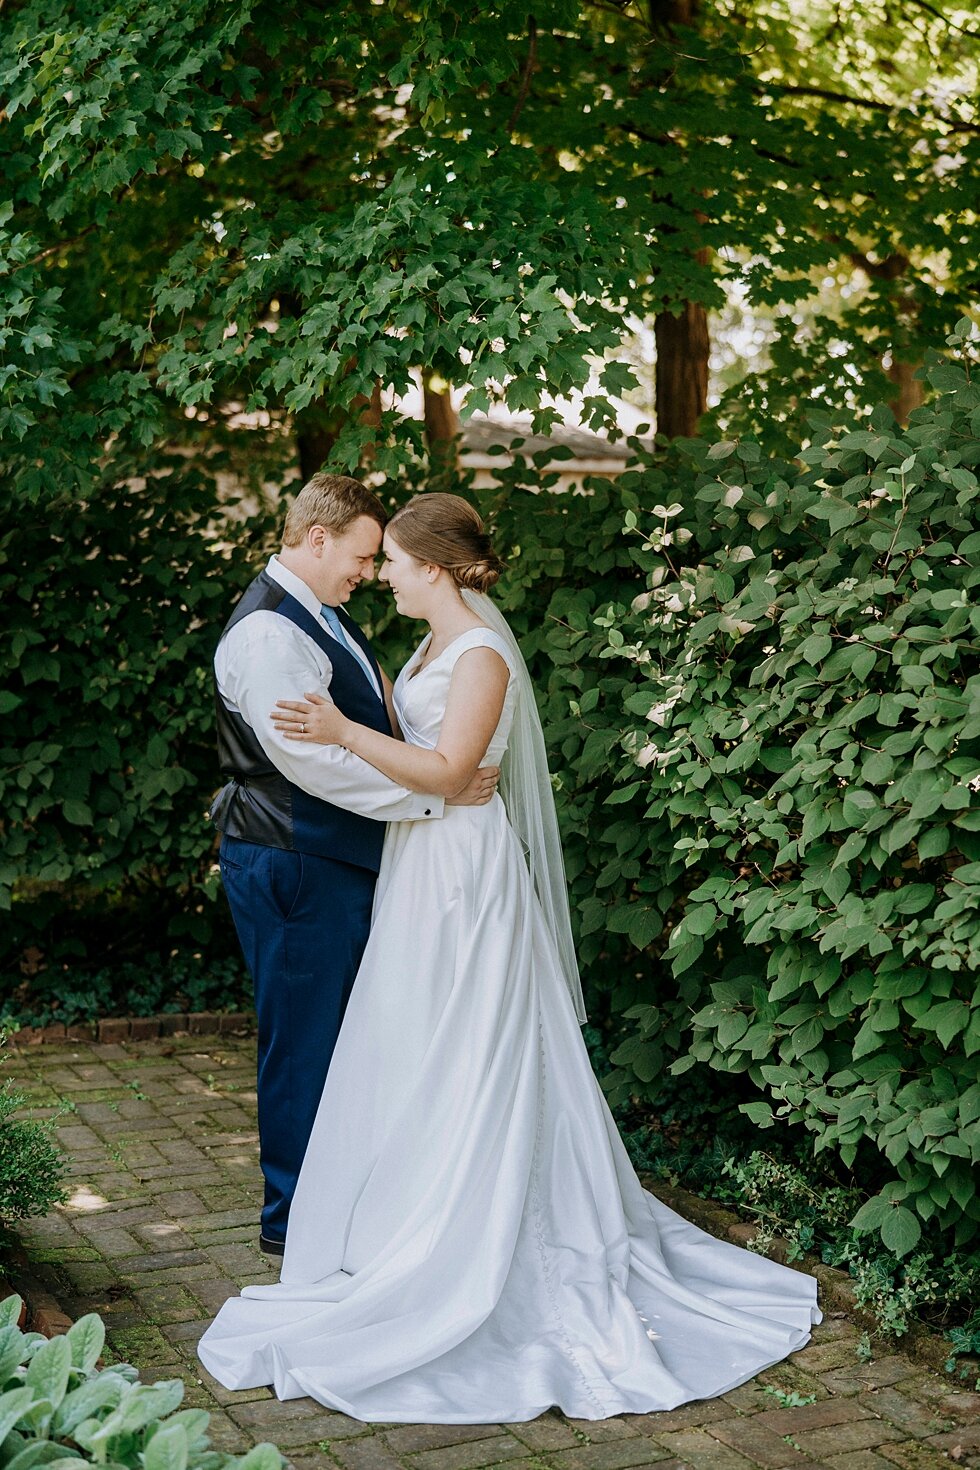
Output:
[424, 808, 431, 816]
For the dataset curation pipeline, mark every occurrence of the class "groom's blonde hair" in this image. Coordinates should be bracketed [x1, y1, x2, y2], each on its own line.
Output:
[282, 472, 386, 546]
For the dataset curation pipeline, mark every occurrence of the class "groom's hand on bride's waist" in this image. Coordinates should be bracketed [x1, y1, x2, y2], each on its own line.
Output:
[446, 766, 500, 806]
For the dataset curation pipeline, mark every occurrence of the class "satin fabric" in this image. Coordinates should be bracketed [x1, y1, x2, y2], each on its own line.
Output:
[198, 627, 820, 1422]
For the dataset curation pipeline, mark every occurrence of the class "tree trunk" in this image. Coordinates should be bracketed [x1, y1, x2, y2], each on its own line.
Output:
[654, 262, 710, 440]
[280, 286, 383, 478]
[295, 405, 337, 482]
[351, 379, 384, 466]
[294, 380, 383, 481]
[648, 0, 698, 21]
[845, 253, 923, 428]
[423, 372, 460, 476]
[887, 357, 924, 425]
[648, 0, 710, 440]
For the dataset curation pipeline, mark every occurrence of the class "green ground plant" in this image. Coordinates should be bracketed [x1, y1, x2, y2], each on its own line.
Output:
[0, 956, 249, 1032]
[0, 1036, 67, 1227]
[945, 1313, 980, 1390]
[0, 1296, 283, 1470]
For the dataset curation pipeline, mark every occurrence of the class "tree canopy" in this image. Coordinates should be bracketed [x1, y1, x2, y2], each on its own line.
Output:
[2, 0, 977, 487]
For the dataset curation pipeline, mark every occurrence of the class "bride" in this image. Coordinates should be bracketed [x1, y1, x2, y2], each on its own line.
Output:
[197, 493, 819, 1423]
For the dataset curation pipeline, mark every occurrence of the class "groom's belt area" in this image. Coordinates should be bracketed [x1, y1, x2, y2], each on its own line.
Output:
[205, 772, 271, 805]
[210, 770, 281, 798]
[208, 771, 295, 850]
[208, 770, 384, 871]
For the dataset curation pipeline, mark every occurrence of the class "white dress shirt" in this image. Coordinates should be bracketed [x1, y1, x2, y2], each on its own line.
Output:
[214, 556, 443, 822]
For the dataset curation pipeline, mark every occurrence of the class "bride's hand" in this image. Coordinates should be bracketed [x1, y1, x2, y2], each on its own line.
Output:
[271, 692, 352, 746]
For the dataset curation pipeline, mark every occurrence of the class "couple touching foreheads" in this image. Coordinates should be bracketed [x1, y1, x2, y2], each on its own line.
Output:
[199, 473, 819, 1424]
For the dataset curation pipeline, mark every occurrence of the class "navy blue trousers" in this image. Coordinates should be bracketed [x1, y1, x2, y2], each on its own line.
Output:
[219, 835, 376, 1242]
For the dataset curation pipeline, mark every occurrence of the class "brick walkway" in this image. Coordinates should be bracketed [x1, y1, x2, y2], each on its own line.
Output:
[5, 1034, 978, 1470]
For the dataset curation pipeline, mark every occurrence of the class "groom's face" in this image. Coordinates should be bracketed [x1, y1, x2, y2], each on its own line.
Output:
[317, 516, 383, 606]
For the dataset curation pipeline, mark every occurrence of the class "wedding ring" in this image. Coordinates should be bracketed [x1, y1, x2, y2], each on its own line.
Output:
[301, 722, 306, 734]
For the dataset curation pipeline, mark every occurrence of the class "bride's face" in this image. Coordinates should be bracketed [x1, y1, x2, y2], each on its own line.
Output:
[379, 533, 436, 618]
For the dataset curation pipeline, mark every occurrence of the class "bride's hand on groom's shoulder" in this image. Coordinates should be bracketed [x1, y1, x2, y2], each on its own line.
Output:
[271, 692, 350, 747]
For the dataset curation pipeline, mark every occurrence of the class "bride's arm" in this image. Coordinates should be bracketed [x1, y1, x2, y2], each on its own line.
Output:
[379, 668, 402, 739]
[271, 648, 509, 798]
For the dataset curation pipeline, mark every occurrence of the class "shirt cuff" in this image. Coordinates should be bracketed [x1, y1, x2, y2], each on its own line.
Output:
[411, 793, 444, 820]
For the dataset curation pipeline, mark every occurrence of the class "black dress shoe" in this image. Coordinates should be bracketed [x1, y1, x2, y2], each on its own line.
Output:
[259, 1234, 285, 1256]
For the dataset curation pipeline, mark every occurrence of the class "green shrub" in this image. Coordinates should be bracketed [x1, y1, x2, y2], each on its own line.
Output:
[472, 459, 680, 1000]
[713, 1150, 979, 1340]
[0, 1295, 283, 1470]
[0, 447, 279, 977]
[585, 320, 980, 1254]
[0, 1039, 67, 1225]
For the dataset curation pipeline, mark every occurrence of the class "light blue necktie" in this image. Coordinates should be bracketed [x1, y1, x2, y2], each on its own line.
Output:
[321, 605, 380, 696]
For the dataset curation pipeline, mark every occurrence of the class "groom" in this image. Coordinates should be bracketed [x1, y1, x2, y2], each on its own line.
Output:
[210, 472, 498, 1254]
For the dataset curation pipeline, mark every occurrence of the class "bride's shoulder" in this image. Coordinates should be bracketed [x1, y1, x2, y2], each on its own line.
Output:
[451, 625, 517, 676]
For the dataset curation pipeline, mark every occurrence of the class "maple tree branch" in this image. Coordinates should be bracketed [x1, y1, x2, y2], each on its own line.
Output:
[763, 82, 899, 113]
[507, 16, 539, 134]
[26, 225, 99, 268]
[904, 0, 980, 38]
[844, 249, 910, 281]
[759, 80, 980, 132]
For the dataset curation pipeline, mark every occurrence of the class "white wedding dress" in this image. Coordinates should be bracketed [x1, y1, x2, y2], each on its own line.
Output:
[198, 626, 820, 1423]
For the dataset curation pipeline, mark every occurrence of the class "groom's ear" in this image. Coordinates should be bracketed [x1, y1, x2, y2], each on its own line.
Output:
[308, 524, 329, 554]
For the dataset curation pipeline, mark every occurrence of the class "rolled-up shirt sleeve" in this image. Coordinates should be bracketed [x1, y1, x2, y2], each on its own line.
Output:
[216, 614, 443, 821]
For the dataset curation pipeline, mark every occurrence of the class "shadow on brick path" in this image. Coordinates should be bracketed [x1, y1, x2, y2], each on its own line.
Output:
[5, 1035, 979, 1470]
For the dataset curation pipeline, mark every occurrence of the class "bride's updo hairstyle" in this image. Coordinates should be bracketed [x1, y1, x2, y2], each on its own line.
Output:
[387, 493, 504, 594]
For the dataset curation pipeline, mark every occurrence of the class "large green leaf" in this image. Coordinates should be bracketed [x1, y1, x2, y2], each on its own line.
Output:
[880, 1206, 923, 1257]
[4, 1441, 83, 1470]
[0, 1303, 22, 1333]
[24, 1338, 71, 1413]
[143, 1424, 187, 1470]
[51, 1373, 125, 1438]
[0, 1389, 35, 1446]
[237, 1446, 285, 1470]
[85, 1381, 184, 1447]
[0, 1327, 26, 1386]
[64, 1317, 104, 1377]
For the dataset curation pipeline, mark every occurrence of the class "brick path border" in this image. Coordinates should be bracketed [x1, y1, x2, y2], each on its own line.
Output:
[11, 1012, 255, 1045]
[1, 1247, 72, 1337]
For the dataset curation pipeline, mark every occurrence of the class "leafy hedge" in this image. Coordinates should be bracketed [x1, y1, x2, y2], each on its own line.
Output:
[0, 446, 278, 998]
[549, 324, 979, 1255]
